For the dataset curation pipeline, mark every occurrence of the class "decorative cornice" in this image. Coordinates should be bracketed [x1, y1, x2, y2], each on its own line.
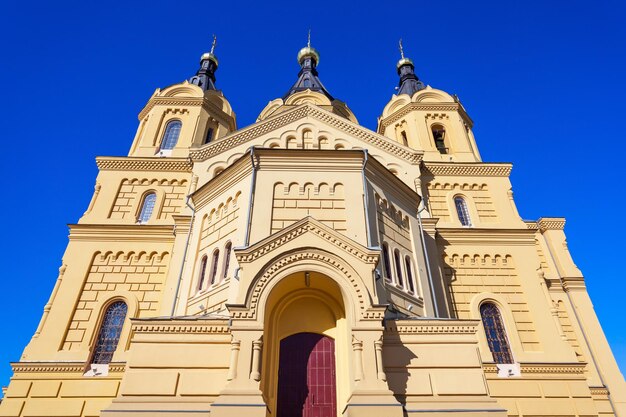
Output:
[131, 318, 230, 334]
[11, 362, 125, 373]
[537, 217, 566, 232]
[69, 224, 175, 242]
[138, 96, 235, 130]
[385, 319, 479, 335]
[525, 221, 540, 230]
[437, 228, 536, 246]
[235, 216, 379, 265]
[590, 387, 610, 396]
[96, 157, 193, 173]
[189, 104, 423, 164]
[423, 162, 512, 177]
[379, 102, 473, 130]
[483, 362, 586, 375]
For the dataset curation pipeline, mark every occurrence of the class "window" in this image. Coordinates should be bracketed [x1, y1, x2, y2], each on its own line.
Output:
[160, 120, 182, 150]
[405, 256, 415, 293]
[480, 303, 514, 364]
[197, 256, 208, 291]
[222, 242, 232, 280]
[204, 127, 214, 144]
[91, 301, 128, 364]
[432, 125, 447, 154]
[209, 249, 219, 286]
[400, 131, 408, 146]
[454, 196, 472, 227]
[138, 192, 157, 223]
[394, 249, 404, 287]
[382, 243, 392, 282]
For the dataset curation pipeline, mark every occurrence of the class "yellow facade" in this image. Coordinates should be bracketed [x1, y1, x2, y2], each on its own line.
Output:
[1, 44, 624, 417]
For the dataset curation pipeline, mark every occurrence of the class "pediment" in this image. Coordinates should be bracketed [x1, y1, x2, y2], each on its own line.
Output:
[189, 104, 422, 165]
[234, 216, 379, 266]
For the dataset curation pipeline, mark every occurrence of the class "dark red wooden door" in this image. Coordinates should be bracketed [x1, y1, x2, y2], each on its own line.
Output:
[277, 333, 337, 417]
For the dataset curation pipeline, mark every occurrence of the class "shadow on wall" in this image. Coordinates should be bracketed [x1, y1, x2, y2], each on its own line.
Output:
[383, 322, 417, 416]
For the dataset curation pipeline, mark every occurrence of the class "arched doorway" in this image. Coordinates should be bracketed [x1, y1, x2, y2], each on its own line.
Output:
[276, 333, 337, 417]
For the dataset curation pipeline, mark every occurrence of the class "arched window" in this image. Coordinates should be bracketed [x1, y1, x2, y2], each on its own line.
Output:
[222, 242, 232, 280]
[91, 301, 128, 364]
[204, 127, 214, 144]
[137, 192, 157, 223]
[209, 249, 220, 286]
[394, 249, 404, 287]
[197, 255, 208, 291]
[432, 125, 447, 154]
[454, 196, 472, 227]
[405, 256, 415, 293]
[382, 243, 392, 282]
[480, 303, 513, 364]
[160, 120, 182, 150]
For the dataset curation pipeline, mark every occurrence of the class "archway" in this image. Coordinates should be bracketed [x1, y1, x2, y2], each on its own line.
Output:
[261, 271, 348, 417]
[276, 333, 336, 417]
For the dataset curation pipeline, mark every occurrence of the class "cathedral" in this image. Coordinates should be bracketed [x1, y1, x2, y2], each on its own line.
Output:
[0, 38, 624, 417]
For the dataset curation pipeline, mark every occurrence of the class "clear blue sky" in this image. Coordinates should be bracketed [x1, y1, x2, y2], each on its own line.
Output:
[0, 0, 624, 389]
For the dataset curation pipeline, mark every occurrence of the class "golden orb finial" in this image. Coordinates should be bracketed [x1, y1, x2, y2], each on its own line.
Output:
[200, 34, 219, 66]
[297, 29, 320, 65]
[396, 38, 414, 70]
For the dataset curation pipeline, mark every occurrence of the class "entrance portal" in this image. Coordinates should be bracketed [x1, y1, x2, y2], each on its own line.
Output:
[277, 333, 337, 417]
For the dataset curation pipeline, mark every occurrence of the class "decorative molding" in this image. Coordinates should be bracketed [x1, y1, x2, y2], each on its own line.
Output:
[11, 362, 125, 373]
[437, 228, 536, 246]
[69, 224, 175, 242]
[537, 217, 566, 232]
[525, 221, 540, 230]
[590, 387, 610, 396]
[138, 96, 235, 130]
[232, 245, 371, 320]
[96, 157, 193, 173]
[385, 319, 479, 335]
[131, 319, 230, 334]
[379, 102, 473, 130]
[189, 104, 423, 164]
[483, 363, 586, 375]
[235, 217, 379, 265]
[423, 162, 512, 177]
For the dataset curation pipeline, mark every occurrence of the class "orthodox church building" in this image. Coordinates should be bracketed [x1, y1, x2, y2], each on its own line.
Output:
[0, 39, 624, 417]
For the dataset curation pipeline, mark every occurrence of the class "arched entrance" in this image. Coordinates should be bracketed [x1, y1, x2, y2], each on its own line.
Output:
[277, 333, 337, 417]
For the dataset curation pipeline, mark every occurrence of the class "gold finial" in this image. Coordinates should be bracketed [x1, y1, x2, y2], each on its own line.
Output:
[307, 29, 311, 48]
[396, 38, 413, 70]
[297, 29, 320, 65]
[210, 34, 217, 54]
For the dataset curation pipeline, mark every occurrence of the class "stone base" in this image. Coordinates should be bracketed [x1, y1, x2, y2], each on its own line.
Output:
[343, 390, 404, 417]
[209, 390, 267, 417]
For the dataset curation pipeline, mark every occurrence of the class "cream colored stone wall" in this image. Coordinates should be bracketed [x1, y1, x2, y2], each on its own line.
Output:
[443, 253, 540, 351]
[63, 251, 169, 351]
[109, 178, 187, 221]
[271, 181, 346, 233]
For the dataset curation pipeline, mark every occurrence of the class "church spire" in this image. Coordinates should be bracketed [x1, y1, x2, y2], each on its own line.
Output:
[189, 35, 219, 91]
[396, 39, 425, 96]
[283, 31, 333, 100]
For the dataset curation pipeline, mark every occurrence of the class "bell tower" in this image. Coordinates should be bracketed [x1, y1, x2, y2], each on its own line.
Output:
[127, 37, 236, 158]
[377, 41, 481, 162]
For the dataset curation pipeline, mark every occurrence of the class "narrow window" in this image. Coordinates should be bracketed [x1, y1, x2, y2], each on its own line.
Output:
[222, 242, 232, 280]
[160, 120, 182, 150]
[432, 126, 447, 154]
[400, 130, 408, 146]
[91, 301, 128, 364]
[394, 249, 404, 287]
[137, 192, 157, 223]
[454, 196, 472, 227]
[405, 256, 415, 293]
[480, 303, 514, 364]
[204, 127, 214, 144]
[209, 249, 220, 285]
[382, 243, 392, 282]
[197, 256, 208, 291]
